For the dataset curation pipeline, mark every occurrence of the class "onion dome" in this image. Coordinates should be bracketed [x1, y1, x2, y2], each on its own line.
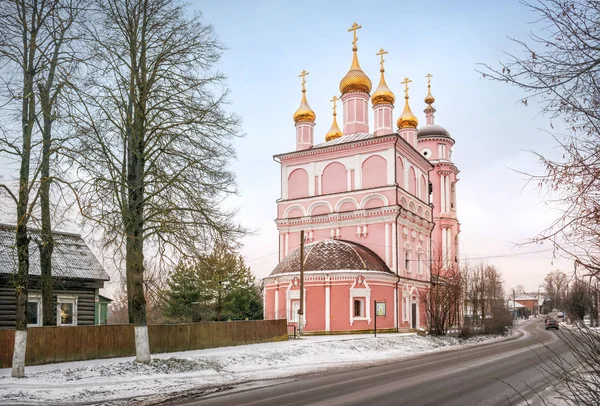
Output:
[339, 50, 372, 95]
[424, 73, 435, 108]
[339, 22, 372, 95]
[270, 239, 392, 276]
[293, 91, 316, 123]
[372, 48, 395, 106]
[325, 95, 343, 141]
[397, 77, 418, 129]
[293, 70, 316, 124]
[417, 124, 451, 138]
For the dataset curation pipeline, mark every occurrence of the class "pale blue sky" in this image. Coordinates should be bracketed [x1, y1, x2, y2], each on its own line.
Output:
[0, 1, 570, 294]
[192, 0, 569, 292]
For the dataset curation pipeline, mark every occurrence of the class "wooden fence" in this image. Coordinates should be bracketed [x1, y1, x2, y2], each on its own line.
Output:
[0, 319, 287, 368]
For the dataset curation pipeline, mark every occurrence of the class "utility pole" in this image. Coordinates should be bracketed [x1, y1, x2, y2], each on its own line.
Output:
[298, 230, 305, 336]
[513, 288, 516, 320]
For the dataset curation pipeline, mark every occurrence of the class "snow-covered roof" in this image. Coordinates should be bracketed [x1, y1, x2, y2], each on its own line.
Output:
[515, 296, 536, 301]
[313, 132, 373, 148]
[270, 239, 392, 276]
[0, 224, 109, 281]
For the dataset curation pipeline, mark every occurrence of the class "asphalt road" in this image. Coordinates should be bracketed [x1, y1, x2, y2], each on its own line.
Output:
[170, 319, 572, 406]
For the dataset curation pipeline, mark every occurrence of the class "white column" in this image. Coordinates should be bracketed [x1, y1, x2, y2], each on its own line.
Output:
[275, 289, 279, 319]
[394, 288, 398, 328]
[317, 175, 322, 195]
[392, 222, 397, 273]
[442, 228, 447, 267]
[347, 170, 352, 191]
[285, 233, 289, 257]
[440, 175, 446, 213]
[281, 166, 287, 200]
[385, 223, 390, 266]
[325, 279, 331, 332]
[446, 176, 451, 213]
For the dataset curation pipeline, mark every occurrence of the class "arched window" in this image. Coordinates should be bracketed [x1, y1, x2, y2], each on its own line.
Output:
[451, 182, 457, 210]
[408, 167, 416, 195]
[420, 175, 428, 202]
[287, 168, 309, 199]
[396, 156, 404, 188]
[362, 155, 387, 189]
[321, 162, 347, 194]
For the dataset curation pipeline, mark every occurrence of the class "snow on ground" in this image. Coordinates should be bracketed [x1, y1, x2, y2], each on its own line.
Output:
[0, 332, 513, 405]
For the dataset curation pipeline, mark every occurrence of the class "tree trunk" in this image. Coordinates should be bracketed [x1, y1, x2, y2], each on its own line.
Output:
[39, 91, 55, 326]
[12, 2, 37, 374]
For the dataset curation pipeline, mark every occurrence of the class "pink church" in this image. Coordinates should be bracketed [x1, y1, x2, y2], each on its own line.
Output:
[263, 23, 460, 333]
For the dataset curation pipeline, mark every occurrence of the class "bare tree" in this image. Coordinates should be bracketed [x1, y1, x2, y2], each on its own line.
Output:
[36, 0, 86, 327]
[426, 257, 462, 336]
[481, 2, 600, 400]
[544, 269, 568, 310]
[480, 0, 600, 277]
[565, 277, 591, 322]
[67, 0, 244, 362]
[0, 0, 60, 378]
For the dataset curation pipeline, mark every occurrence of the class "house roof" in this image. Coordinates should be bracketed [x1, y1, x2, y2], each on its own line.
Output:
[0, 224, 110, 281]
[270, 239, 393, 276]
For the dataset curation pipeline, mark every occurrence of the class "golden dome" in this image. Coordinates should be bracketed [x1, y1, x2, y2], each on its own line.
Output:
[293, 70, 316, 124]
[372, 48, 394, 106]
[293, 91, 316, 123]
[397, 98, 419, 128]
[372, 76, 395, 105]
[325, 115, 343, 141]
[325, 95, 343, 141]
[424, 73, 435, 106]
[424, 92, 435, 106]
[397, 77, 418, 129]
[339, 50, 372, 95]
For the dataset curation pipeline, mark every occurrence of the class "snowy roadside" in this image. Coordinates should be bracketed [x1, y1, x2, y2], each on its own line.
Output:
[0, 331, 516, 405]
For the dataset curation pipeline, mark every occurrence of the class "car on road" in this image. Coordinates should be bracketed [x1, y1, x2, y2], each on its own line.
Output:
[556, 311, 565, 318]
[545, 319, 559, 330]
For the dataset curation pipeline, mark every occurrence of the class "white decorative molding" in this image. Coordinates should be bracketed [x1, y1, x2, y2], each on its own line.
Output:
[283, 204, 308, 219]
[349, 278, 371, 325]
[307, 200, 334, 216]
[334, 196, 360, 212]
[360, 193, 390, 209]
[285, 281, 307, 327]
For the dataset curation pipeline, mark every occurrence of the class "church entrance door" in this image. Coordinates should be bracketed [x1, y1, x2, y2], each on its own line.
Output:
[411, 303, 417, 329]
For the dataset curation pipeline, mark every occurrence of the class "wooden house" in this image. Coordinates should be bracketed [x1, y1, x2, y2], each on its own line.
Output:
[0, 224, 110, 328]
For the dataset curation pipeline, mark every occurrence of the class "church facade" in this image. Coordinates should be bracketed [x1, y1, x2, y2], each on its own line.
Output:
[263, 23, 460, 333]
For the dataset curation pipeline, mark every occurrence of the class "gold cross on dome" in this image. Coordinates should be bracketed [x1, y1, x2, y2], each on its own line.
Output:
[299, 70, 309, 92]
[330, 95, 340, 115]
[401, 77, 412, 97]
[348, 22, 362, 47]
[376, 48, 388, 71]
[426, 73, 433, 87]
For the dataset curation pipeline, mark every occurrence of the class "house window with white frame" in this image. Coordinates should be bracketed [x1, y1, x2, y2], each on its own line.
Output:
[353, 298, 365, 318]
[27, 294, 42, 327]
[417, 253, 423, 275]
[405, 250, 411, 272]
[57, 296, 77, 326]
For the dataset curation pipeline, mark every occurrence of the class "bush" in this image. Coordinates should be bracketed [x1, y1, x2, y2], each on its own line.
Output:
[483, 308, 513, 335]
[459, 325, 473, 339]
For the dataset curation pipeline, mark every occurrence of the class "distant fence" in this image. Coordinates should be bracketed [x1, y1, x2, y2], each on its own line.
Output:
[0, 319, 287, 368]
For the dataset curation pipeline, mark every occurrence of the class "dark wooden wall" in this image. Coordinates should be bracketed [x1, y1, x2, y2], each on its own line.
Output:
[0, 275, 97, 328]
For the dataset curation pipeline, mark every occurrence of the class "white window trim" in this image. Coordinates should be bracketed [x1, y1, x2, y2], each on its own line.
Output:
[57, 295, 78, 326]
[27, 293, 42, 327]
[353, 298, 366, 318]
[405, 250, 412, 273]
[349, 282, 371, 325]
